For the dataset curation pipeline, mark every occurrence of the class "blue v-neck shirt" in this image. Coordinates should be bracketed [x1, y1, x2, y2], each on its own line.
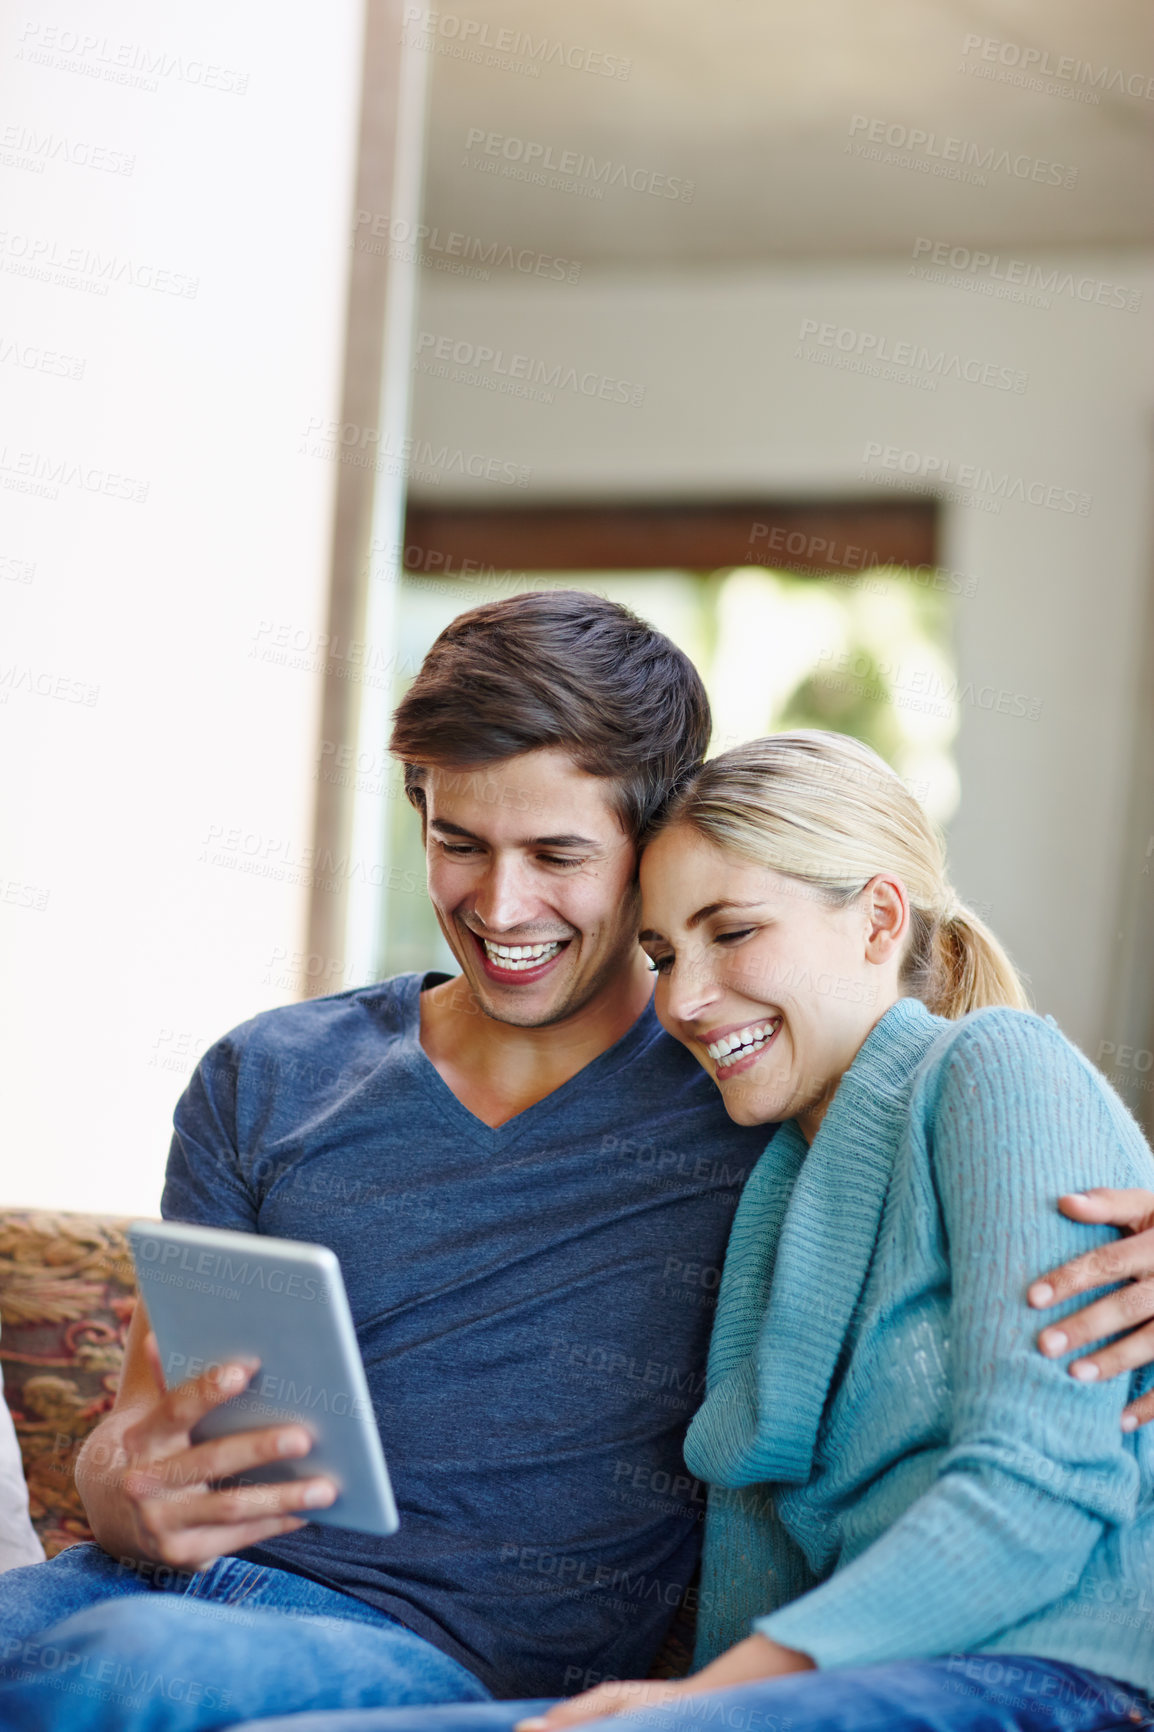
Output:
[161, 972, 768, 1697]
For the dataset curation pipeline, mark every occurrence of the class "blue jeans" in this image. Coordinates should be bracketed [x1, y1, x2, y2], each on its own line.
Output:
[236, 1657, 1152, 1732]
[0, 1541, 489, 1730]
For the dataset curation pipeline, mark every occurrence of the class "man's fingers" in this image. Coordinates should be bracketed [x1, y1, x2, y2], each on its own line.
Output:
[1037, 1280, 1154, 1358]
[1063, 1320, 1154, 1389]
[1122, 1390, 1154, 1432]
[126, 1513, 312, 1574]
[122, 1471, 337, 1531]
[142, 1330, 167, 1393]
[180, 1423, 314, 1487]
[1058, 1190, 1154, 1231]
[122, 1358, 260, 1461]
[1029, 1234, 1154, 1309]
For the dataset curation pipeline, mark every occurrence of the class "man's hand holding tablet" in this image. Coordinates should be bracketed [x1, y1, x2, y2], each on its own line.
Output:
[77, 1314, 337, 1574]
[76, 1221, 398, 1574]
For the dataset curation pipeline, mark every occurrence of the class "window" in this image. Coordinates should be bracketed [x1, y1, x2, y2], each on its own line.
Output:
[376, 501, 949, 977]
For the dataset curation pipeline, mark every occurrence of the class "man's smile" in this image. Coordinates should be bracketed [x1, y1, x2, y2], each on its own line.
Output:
[469, 929, 574, 983]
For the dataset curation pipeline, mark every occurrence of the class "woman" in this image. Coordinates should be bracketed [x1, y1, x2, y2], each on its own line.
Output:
[280, 730, 1154, 1732]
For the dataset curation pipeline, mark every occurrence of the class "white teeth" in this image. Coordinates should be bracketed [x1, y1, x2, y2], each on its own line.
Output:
[481, 938, 564, 972]
[707, 1018, 781, 1066]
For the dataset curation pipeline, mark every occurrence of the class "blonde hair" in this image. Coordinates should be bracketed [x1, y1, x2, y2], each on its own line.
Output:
[653, 731, 1028, 1020]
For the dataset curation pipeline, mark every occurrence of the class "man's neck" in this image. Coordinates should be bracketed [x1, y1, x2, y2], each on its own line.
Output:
[419, 953, 656, 1129]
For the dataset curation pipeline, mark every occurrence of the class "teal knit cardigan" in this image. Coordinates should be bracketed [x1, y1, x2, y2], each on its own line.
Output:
[686, 998, 1154, 1693]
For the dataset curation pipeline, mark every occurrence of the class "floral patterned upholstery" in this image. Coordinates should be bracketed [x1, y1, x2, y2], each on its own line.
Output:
[0, 1211, 137, 1558]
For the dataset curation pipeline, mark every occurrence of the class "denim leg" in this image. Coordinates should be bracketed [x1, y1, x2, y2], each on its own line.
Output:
[235, 1707, 557, 1732]
[230, 1656, 1154, 1732]
[182, 1554, 418, 1626]
[0, 1591, 490, 1731]
[0, 1539, 389, 1647]
[0, 1541, 156, 1642]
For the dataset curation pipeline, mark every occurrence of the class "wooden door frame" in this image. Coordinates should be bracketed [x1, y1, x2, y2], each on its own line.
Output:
[401, 498, 938, 577]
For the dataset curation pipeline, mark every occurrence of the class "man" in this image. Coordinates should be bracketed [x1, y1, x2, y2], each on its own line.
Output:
[0, 591, 769, 1728]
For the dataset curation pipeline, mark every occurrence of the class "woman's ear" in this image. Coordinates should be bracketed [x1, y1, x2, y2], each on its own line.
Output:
[862, 875, 909, 965]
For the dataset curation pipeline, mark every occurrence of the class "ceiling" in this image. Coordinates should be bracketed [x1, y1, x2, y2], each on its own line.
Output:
[417, 0, 1154, 265]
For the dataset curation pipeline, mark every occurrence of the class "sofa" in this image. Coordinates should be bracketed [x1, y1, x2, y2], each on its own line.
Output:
[0, 1208, 695, 1684]
[0, 1209, 138, 1559]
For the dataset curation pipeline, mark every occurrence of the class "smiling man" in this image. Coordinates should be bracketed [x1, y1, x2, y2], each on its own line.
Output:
[417, 745, 654, 1128]
[0, 591, 768, 1731]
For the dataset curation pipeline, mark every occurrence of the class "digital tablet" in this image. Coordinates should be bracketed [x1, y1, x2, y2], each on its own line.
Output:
[128, 1219, 399, 1538]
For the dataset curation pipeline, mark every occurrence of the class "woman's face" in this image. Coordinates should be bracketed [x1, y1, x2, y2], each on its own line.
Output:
[639, 824, 905, 1138]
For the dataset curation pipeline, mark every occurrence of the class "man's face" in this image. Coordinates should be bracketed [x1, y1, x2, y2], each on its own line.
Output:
[422, 748, 643, 1029]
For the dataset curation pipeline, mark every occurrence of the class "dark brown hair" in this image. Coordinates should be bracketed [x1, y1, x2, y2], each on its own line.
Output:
[389, 589, 711, 840]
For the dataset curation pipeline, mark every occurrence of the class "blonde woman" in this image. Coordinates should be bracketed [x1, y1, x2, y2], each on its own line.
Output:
[337, 730, 1154, 1732]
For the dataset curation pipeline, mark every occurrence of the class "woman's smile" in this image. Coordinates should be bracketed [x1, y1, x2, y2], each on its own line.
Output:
[703, 1015, 783, 1078]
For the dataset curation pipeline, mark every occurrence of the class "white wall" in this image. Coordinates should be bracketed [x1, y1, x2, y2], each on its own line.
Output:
[0, 2, 363, 1210]
[4, 13, 1150, 1223]
[409, 255, 1154, 1056]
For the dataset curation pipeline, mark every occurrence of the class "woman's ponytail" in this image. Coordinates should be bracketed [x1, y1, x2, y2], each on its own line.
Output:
[908, 901, 1030, 1019]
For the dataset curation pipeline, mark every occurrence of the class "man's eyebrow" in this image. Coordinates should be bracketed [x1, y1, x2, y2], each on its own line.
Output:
[427, 819, 601, 849]
[429, 818, 482, 840]
[639, 900, 766, 945]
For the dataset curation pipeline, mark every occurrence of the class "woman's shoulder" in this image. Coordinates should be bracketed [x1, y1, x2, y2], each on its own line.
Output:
[921, 1003, 1071, 1076]
[909, 1003, 1150, 1164]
